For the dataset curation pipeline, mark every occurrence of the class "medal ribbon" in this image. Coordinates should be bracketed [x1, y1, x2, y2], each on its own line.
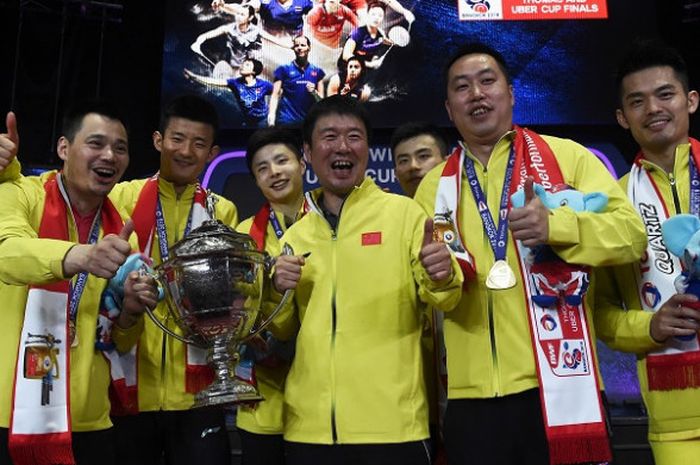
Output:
[56, 175, 104, 332]
[155, 196, 196, 263]
[463, 144, 515, 262]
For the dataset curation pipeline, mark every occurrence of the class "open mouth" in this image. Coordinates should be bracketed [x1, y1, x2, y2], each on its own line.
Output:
[645, 118, 670, 130]
[93, 167, 116, 180]
[270, 179, 289, 190]
[331, 160, 353, 171]
[470, 106, 490, 117]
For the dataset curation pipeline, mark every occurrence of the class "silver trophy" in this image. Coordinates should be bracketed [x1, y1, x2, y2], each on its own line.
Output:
[145, 201, 292, 408]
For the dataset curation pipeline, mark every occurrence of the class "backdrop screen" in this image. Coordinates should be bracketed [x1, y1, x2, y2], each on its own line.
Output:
[162, 0, 657, 128]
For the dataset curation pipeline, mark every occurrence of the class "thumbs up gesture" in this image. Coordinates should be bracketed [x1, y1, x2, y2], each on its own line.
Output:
[63, 220, 135, 279]
[508, 176, 549, 248]
[419, 218, 454, 282]
[0, 112, 19, 170]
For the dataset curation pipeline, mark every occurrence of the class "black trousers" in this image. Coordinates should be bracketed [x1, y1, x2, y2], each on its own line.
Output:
[238, 429, 285, 465]
[0, 427, 116, 465]
[444, 388, 612, 465]
[111, 408, 230, 465]
[285, 439, 432, 465]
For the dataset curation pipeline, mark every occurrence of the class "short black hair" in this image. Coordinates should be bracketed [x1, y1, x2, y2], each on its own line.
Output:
[302, 95, 372, 146]
[390, 122, 448, 159]
[443, 42, 512, 88]
[616, 39, 690, 101]
[244, 57, 264, 76]
[292, 34, 311, 47]
[159, 94, 219, 136]
[62, 100, 128, 143]
[245, 127, 302, 174]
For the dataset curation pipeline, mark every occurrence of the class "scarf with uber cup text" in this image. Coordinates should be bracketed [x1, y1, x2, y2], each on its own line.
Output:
[434, 127, 611, 465]
[9, 172, 123, 465]
[628, 139, 700, 391]
[113, 175, 212, 413]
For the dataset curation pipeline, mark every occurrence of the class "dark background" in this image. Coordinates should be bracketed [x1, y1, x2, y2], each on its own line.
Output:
[1, 0, 699, 179]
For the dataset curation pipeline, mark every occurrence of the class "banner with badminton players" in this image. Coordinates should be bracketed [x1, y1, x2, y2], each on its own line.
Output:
[161, 0, 652, 129]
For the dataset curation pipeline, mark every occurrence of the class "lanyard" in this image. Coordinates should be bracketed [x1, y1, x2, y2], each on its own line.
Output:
[463, 144, 515, 262]
[689, 152, 700, 216]
[56, 174, 103, 323]
[156, 196, 196, 263]
[268, 208, 285, 240]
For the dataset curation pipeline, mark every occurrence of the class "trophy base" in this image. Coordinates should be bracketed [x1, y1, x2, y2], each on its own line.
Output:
[192, 378, 264, 408]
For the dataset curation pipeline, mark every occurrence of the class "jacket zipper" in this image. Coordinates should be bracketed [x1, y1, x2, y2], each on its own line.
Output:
[327, 199, 345, 444]
[330, 227, 338, 443]
[669, 172, 682, 214]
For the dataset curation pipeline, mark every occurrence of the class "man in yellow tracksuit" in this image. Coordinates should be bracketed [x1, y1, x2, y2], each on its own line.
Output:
[235, 127, 306, 465]
[594, 40, 700, 464]
[101, 96, 239, 465]
[272, 96, 463, 465]
[390, 121, 450, 462]
[414, 43, 647, 465]
[0, 102, 156, 465]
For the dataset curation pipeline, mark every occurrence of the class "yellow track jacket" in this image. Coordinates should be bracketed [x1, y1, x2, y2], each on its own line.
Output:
[414, 132, 647, 400]
[0, 171, 138, 431]
[595, 143, 700, 442]
[108, 178, 238, 411]
[269, 177, 463, 444]
[235, 212, 293, 435]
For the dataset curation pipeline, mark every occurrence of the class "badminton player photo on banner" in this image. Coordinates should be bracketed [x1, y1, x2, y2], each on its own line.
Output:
[161, 0, 654, 129]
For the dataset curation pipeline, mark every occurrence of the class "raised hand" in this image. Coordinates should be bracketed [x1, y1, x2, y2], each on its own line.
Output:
[508, 176, 549, 248]
[0, 111, 19, 170]
[419, 218, 453, 282]
[63, 220, 135, 279]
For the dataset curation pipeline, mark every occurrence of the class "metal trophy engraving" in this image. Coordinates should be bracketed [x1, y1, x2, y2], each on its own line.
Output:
[145, 194, 293, 407]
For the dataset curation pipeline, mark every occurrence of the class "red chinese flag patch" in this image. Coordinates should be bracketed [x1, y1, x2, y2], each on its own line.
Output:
[361, 231, 382, 246]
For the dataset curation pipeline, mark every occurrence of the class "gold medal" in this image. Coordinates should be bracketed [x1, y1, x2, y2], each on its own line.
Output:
[69, 320, 79, 348]
[486, 260, 516, 290]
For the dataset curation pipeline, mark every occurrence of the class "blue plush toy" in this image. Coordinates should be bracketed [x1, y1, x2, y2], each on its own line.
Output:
[511, 183, 608, 213]
[511, 183, 608, 308]
[96, 253, 163, 351]
[661, 214, 700, 341]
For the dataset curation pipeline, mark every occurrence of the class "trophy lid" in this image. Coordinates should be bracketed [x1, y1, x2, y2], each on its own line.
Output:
[169, 219, 262, 260]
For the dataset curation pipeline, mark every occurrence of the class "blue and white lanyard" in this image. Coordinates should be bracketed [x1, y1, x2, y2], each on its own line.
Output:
[689, 153, 700, 216]
[463, 145, 516, 261]
[268, 207, 285, 240]
[57, 174, 103, 324]
[155, 197, 197, 262]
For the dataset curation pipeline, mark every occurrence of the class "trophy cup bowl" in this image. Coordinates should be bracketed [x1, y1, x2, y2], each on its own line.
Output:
[147, 219, 292, 408]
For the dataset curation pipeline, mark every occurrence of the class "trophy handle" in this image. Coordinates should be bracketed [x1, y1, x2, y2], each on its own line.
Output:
[144, 306, 201, 346]
[142, 272, 202, 346]
[243, 243, 295, 341]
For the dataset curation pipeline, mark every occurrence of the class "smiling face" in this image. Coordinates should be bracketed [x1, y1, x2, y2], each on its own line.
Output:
[445, 53, 514, 149]
[154, 117, 219, 191]
[251, 143, 306, 206]
[394, 134, 445, 197]
[304, 113, 369, 200]
[617, 65, 699, 158]
[58, 112, 129, 201]
[292, 36, 310, 60]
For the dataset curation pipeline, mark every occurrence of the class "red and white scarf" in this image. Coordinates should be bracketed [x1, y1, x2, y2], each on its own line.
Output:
[9, 172, 123, 465]
[628, 140, 700, 391]
[122, 175, 213, 409]
[435, 127, 611, 464]
[249, 203, 276, 251]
